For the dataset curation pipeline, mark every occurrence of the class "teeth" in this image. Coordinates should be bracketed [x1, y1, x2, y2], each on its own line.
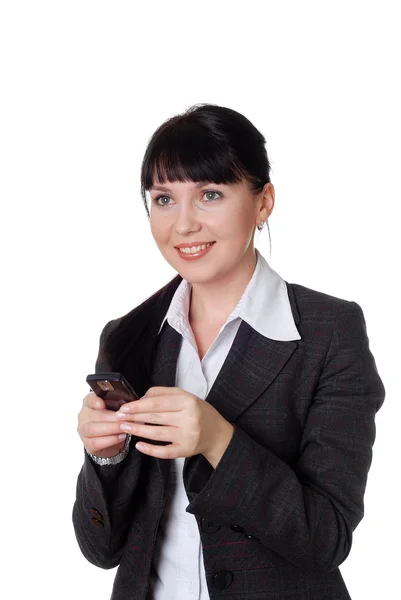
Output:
[179, 242, 213, 254]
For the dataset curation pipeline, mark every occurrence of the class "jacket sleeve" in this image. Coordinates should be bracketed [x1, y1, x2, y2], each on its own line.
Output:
[185, 301, 385, 573]
[72, 320, 143, 569]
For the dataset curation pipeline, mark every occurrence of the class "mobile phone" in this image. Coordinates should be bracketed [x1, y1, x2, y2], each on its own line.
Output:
[86, 372, 140, 412]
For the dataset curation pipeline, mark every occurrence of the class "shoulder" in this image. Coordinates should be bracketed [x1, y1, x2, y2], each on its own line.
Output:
[130, 273, 183, 321]
[100, 274, 183, 342]
[95, 275, 184, 390]
[287, 281, 359, 318]
[286, 281, 368, 354]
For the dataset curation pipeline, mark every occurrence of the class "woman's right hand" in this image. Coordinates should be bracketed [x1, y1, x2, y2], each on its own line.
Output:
[78, 392, 128, 458]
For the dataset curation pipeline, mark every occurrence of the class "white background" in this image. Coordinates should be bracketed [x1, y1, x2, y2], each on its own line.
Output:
[1, 1, 399, 598]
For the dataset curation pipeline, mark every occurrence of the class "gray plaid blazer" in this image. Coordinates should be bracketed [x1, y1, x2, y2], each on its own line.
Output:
[73, 275, 385, 600]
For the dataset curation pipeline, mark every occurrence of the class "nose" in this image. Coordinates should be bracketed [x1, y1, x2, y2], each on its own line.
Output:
[174, 204, 201, 235]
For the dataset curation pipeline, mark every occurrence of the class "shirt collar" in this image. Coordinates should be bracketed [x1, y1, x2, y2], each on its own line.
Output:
[157, 248, 301, 341]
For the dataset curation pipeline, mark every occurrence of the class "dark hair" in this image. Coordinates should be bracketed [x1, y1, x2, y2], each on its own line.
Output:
[140, 103, 272, 219]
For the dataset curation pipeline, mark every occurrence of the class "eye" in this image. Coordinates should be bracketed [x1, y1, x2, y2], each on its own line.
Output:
[203, 190, 221, 201]
[151, 189, 221, 207]
[154, 195, 173, 207]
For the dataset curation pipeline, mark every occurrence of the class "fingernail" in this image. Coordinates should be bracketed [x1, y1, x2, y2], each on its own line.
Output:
[118, 433, 127, 440]
[119, 405, 130, 413]
[116, 412, 126, 419]
[120, 423, 132, 432]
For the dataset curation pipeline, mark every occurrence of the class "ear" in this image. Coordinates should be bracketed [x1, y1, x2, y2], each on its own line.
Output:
[258, 182, 275, 223]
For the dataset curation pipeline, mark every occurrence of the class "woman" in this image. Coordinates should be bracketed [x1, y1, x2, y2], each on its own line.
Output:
[73, 104, 385, 600]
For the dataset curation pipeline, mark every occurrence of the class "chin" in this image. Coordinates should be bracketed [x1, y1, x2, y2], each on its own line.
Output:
[178, 266, 224, 285]
[182, 273, 214, 284]
[163, 248, 225, 283]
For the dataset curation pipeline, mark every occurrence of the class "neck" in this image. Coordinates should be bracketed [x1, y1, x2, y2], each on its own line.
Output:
[188, 247, 258, 326]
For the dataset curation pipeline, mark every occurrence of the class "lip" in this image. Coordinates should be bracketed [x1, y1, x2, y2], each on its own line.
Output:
[175, 241, 215, 261]
[174, 241, 215, 248]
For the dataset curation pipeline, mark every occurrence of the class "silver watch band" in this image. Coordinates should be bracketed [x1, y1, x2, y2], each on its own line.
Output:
[86, 434, 132, 466]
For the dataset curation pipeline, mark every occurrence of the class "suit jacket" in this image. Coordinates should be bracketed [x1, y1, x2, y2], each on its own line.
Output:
[72, 274, 385, 600]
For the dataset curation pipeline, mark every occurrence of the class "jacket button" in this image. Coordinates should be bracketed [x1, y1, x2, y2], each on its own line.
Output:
[245, 534, 260, 542]
[90, 508, 103, 520]
[229, 524, 244, 533]
[200, 518, 220, 533]
[90, 517, 104, 528]
[213, 570, 233, 590]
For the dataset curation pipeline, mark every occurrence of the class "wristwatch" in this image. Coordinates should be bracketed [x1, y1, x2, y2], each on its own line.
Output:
[86, 434, 132, 466]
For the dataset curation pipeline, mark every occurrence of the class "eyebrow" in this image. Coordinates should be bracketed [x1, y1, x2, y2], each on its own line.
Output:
[149, 182, 212, 193]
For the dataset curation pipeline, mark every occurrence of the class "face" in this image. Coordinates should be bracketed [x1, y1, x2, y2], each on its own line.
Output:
[148, 178, 274, 285]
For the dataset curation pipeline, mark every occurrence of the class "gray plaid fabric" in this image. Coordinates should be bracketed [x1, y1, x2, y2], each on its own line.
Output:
[73, 279, 385, 599]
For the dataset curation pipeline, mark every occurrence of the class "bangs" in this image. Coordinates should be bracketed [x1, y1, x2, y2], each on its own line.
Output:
[141, 122, 248, 194]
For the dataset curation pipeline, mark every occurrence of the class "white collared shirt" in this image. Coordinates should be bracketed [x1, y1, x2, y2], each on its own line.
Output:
[148, 249, 301, 600]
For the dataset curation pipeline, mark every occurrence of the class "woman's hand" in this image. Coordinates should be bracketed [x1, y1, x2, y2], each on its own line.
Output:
[77, 392, 129, 458]
[115, 386, 234, 466]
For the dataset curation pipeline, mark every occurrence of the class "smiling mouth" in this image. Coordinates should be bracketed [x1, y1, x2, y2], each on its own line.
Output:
[176, 242, 215, 255]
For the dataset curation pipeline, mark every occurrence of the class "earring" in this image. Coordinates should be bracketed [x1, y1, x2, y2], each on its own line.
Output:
[257, 220, 266, 231]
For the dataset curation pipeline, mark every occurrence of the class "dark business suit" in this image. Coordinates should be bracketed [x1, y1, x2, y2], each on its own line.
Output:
[73, 274, 385, 599]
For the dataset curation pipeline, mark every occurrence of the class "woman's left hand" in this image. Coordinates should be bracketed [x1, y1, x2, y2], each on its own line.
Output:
[115, 386, 234, 462]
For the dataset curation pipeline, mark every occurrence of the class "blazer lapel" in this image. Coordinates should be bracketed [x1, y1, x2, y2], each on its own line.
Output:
[150, 307, 299, 498]
[151, 320, 183, 388]
[204, 320, 298, 422]
[184, 318, 298, 498]
[152, 319, 298, 420]
[150, 321, 183, 487]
